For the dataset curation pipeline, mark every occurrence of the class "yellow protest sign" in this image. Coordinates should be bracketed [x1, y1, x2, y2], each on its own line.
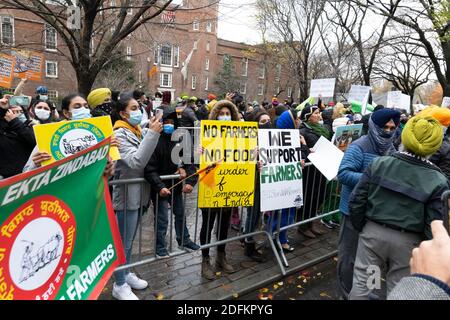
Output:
[198, 120, 258, 208]
[33, 116, 121, 166]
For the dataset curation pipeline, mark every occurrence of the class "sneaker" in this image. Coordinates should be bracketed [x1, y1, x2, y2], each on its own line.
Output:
[125, 273, 148, 290]
[179, 240, 200, 251]
[321, 219, 335, 229]
[156, 248, 169, 258]
[329, 220, 341, 228]
[112, 283, 139, 300]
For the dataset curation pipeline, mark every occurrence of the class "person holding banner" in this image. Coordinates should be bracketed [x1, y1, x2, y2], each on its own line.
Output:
[111, 93, 163, 300]
[0, 95, 36, 179]
[200, 100, 240, 280]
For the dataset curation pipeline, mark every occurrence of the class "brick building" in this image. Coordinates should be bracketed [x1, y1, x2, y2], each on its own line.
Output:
[0, 0, 295, 103]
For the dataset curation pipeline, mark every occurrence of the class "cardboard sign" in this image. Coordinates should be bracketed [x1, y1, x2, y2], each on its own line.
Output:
[387, 91, 410, 110]
[258, 129, 303, 211]
[197, 120, 258, 208]
[348, 85, 371, 104]
[0, 54, 15, 88]
[307, 136, 344, 181]
[11, 49, 44, 82]
[33, 116, 120, 166]
[309, 78, 336, 98]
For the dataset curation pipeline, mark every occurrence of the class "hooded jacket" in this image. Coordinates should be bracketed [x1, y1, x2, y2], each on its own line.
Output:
[209, 100, 240, 121]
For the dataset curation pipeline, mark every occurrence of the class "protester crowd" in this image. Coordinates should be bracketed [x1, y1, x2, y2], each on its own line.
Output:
[0, 83, 449, 301]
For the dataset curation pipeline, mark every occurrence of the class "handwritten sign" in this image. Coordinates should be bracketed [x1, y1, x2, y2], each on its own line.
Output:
[309, 78, 336, 98]
[387, 91, 410, 110]
[259, 129, 303, 211]
[198, 120, 258, 208]
[0, 54, 15, 88]
[348, 85, 371, 104]
[11, 49, 44, 82]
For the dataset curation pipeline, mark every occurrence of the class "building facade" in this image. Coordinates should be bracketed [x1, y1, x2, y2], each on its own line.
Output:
[0, 0, 295, 103]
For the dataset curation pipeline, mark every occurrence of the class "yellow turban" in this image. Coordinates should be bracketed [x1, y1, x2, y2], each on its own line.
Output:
[87, 88, 111, 109]
[420, 106, 450, 127]
[402, 116, 443, 157]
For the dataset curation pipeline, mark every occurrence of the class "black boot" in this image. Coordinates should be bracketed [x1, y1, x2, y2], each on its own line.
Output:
[244, 242, 266, 262]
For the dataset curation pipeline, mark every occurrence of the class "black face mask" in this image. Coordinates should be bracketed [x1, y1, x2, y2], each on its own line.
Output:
[96, 102, 113, 115]
[259, 122, 272, 129]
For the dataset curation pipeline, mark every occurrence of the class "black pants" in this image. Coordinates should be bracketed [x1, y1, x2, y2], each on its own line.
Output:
[200, 208, 232, 257]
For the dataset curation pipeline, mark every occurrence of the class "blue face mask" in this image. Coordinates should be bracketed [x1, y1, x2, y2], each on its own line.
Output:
[39, 95, 48, 101]
[71, 107, 92, 120]
[163, 124, 175, 135]
[218, 115, 231, 121]
[128, 110, 143, 127]
[17, 114, 27, 123]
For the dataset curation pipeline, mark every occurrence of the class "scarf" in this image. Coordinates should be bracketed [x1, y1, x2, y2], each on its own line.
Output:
[113, 120, 142, 140]
[368, 118, 396, 156]
[307, 121, 331, 140]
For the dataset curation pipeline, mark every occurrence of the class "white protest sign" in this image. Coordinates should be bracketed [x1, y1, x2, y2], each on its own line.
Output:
[307, 136, 344, 181]
[348, 85, 371, 103]
[387, 91, 410, 109]
[259, 129, 303, 211]
[442, 97, 450, 108]
[309, 78, 336, 98]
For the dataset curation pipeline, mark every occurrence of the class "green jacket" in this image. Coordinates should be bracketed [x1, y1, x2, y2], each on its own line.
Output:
[349, 152, 449, 239]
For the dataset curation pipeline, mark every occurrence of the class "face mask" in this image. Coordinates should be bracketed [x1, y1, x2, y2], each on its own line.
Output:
[218, 115, 231, 121]
[39, 95, 48, 101]
[318, 120, 324, 125]
[17, 114, 27, 123]
[163, 124, 175, 134]
[71, 107, 92, 120]
[35, 108, 51, 121]
[259, 122, 272, 129]
[96, 102, 113, 115]
[128, 110, 143, 126]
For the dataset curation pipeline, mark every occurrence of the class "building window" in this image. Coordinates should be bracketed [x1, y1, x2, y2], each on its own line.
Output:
[275, 64, 282, 81]
[206, 41, 210, 52]
[192, 75, 197, 90]
[45, 24, 57, 51]
[160, 44, 172, 66]
[1, 16, 14, 45]
[257, 84, 264, 96]
[193, 19, 199, 31]
[45, 61, 58, 78]
[126, 46, 132, 60]
[160, 73, 172, 87]
[154, 44, 179, 67]
[174, 45, 179, 67]
[259, 64, 265, 79]
[206, 21, 212, 33]
[205, 77, 209, 91]
[240, 82, 247, 95]
[241, 58, 248, 77]
[154, 45, 160, 64]
[193, 40, 198, 51]
[205, 58, 209, 71]
[48, 89, 58, 99]
[287, 87, 292, 97]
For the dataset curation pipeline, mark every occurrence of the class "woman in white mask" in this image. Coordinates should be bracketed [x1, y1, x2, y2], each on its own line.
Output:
[29, 100, 57, 124]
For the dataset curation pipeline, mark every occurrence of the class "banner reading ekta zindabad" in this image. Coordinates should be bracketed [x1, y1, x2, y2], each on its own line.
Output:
[198, 120, 258, 208]
[33, 116, 120, 166]
[258, 129, 303, 212]
[0, 139, 125, 300]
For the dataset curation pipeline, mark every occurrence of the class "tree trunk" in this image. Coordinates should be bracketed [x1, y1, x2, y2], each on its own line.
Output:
[77, 69, 96, 97]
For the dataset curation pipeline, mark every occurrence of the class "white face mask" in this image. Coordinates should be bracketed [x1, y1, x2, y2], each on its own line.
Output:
[218, 115, 231, 121]
[318, 120, 324, 125]
[35, 108, 51, 121]
[39, 95, 48, 101]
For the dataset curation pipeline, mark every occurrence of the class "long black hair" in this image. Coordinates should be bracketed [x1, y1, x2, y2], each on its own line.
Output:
[61, 93, 85, 111]
[111, 92, 135, 125]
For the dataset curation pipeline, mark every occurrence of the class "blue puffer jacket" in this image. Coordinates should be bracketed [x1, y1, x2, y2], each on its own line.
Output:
[337, 135, 381, 215]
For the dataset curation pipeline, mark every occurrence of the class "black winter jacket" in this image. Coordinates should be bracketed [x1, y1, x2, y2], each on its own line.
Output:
[430, 138, 450, 180]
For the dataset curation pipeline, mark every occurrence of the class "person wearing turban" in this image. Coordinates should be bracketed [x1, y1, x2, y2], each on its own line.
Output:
[87, 88, 112, 116]
[348, 115, 449, 300]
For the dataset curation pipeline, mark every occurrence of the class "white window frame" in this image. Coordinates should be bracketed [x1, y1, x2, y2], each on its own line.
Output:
[192, 75, 197, 90]
[193, 19, 199, 31]
[259, 64, 265, 79]
[206, 21, 212, 33]
[241, 58, 248, 77]
[44, 24, 57, 51]
[205, 58, 209, 71]
[1, 15, 14, 46]
[193, 40, 198, 51]
[174, 45, 179, 67]
[160, 73, 172, 88]
[257, 84, 264, 96]
[287, 87, 293, 97]
[206, 41, 210, 52]
[240, 82, 247, 95]
[126, 46, 132, 60]
[205, 77, 209, 91]
[48, 89, 58, 99]
[45, 60, 58, 78]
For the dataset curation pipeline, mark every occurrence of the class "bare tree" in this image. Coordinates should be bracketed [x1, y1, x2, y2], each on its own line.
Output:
[256, 0, 326, 101]
[354, 0, 450, 96]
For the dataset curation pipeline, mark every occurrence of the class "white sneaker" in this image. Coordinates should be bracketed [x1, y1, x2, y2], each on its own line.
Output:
[112, 283, 139, 300]
[125, 273, 148, 290]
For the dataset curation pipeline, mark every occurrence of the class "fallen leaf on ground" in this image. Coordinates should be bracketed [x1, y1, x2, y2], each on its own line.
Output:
[289, 298, 295, 300]
[155, 293, 164, 300]
[277, 281, 284, 286]
[273, 284, 279, 290]
[258, 294, 269, 300]
[316, 272, 322, 276]
[303, 279, 308, 283]
[320, 292, 332, 299]
[296, 285, 303, 289]
[298, 291, 304, 295]
[215, 272, 222, 277]
[260, 288, 269, 293]
[333, 257, 338, 262]
[232, 293, 239, 299]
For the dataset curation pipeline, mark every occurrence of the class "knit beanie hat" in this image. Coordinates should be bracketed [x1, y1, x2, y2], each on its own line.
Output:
[402, 116, 443, 157]
[371, 109, 401, 127]
[300, 105, 319, 122]
[87, 88, 111, 108]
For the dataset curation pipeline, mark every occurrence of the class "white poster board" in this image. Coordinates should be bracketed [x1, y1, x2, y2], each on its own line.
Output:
[387, 91, 410, 110]
[259, 129, 303, 211]
[442, 97, 450, 108]
[309, 78, 336, 98]
[348, 85, 371, 104]
[307, 136, 344, 181]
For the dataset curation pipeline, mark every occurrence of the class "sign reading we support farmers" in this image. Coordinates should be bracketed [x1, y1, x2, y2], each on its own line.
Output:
[0, 139, 125, 300]
[309, 78, 336, 98]
[198, 120, 258, 208]
[33, 116, 120, 166]
[258, 130, 303, 211]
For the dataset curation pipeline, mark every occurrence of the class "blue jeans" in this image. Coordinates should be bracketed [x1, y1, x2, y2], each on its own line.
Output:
[153, 190, 190, 254]
[268, 207, 296, 245]
[114, 209, 140, 285]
